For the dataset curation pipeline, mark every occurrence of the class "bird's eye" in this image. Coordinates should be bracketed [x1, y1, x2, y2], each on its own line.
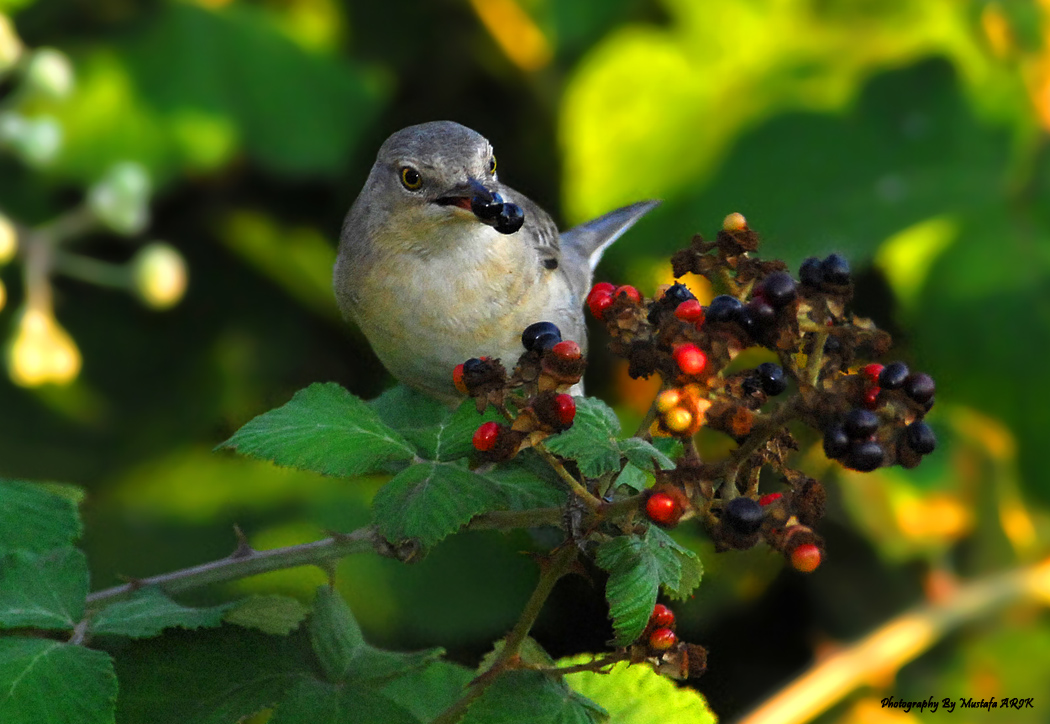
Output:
[489, 157, 497, 175]
[400, 166, 423, 190]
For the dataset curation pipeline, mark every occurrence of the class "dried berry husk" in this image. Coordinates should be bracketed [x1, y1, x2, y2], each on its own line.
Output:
[794, 478, 826, 527]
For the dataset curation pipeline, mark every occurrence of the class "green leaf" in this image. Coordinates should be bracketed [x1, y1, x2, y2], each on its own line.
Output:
[544, 397, 623, 478]
[218, 382, 416, 477]
[271, 676, 421, 724]
[562, 656, 716, 724]
[111, 625, 311, 724]
[372, 462, 505, 547]
[480, 455, 565, 510]
[89, 587, 232, 638]
[0, 548, 88, 630]
[309, 586, 442, 686]
[371, 388, 504, 461]
[379, 660, 474, 722]
[0, 638, 117, 724]
[309, 586, 365, 682]
[225, 594, 308, 635]
[0, 480, 82, 554]
[618, 438, 675, 472]
[614, 464, 649, 493]
[461, 670, 607, 724]
[595, 529, 702, 646]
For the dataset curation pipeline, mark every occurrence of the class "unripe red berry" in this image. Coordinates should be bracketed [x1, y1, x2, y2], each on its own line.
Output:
[861, 363, 884, 383]
[553, 394, 576, 427]
[588, 292, 613, 319]
[791, 543, 822, 573]
[614, 285, 642, 303]
[674, 299, 704, 323]
[551, 340, 582, 360]
[453, 363, 468, 394]
[645, 492, 681, 527]
[649, 627, 677, 651]
[650, 604, 675, 628]
[759, 492, 783, 506]
[861, 386, 881, 409]
[472, 422, 501, 452]
[673, 344, 707, 376]
[588, 282, 615, 302]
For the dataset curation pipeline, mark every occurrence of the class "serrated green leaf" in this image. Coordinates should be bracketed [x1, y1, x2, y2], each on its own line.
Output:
[380, 661, 474, 722]
[0, 548, 88, 630]
[372, 462, 505, 547]
[112, 625, 311, 724]
[618, 438, 675, 472]
[477, 636, 556, 677]
[89, 587, 232, 638]
[614, 464, 648, 492]
[647, 528, 703, 601]
[461, 670, 607, 724]
[0, 480, 82, 554]
[0, 637, 117, 724]
[218, 382, 415, 477]
[370, 388, 505, 461]
[544, 397, 623, 478]
[309, 587, 442, 686]
[309, 586, 365, 682]
[271, 676, 421, 724]
[225, 594, 307, 635]
[561, 656, 716, 724]
[595, 529, 702, 646]
[479, 455, 565, 510]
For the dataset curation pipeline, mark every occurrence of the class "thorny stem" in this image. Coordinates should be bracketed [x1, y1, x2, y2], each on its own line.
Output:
[86, 507, 567, 608]
[536, 651, 632, 676]
[534, 442, 604, 511]
[432, 544, 580, 724]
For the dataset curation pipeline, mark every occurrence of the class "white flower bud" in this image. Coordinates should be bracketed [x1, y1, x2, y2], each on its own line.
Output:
[0, 211, 16, 264]
[88, 162, 151, 235]
[132, 242, 187, 309]
[24, 47, 74, 99]
[7, 308, 81, 386]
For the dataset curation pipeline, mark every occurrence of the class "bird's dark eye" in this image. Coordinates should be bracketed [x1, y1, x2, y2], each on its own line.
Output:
[489, 157, 497, 175]
[400, 166, 423, 190]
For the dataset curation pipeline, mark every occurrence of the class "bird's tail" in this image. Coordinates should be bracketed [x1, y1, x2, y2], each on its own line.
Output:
[561, 200, 660, 270]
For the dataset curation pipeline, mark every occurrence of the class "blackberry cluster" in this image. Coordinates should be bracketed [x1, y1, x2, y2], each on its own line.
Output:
[586, 213, 937, 572]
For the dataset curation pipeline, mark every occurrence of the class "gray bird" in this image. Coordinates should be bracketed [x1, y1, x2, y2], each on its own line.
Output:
[334, 121, 657, 403]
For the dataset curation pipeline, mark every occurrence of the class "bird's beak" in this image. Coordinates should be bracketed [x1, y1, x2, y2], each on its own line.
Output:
[434, 178, 493, 211]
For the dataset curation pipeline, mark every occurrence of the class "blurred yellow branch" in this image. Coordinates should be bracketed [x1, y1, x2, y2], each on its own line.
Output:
[736, 556, 1050, 724]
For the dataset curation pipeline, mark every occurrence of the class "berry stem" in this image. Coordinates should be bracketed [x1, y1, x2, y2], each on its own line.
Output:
[432, 543, 580, 724]
[720, 396, 803, 497]
[536, 651, 632, 676]
[534, 442, 604, 511]
[805, 329, 830, 388]
[634, 380, 673, 441]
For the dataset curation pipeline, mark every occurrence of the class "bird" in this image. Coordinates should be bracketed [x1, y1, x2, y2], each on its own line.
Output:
[333, 121, 657, 403]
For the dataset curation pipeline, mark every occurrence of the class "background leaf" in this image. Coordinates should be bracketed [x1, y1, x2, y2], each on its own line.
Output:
[460, 670, 607, 724]
[270, 676, 422, 724]
[224, 594, 307, 636]
[0, 638, 117, 724]
[218, 382, 416, 477]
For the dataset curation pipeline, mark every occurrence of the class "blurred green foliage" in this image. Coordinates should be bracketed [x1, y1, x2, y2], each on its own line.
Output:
[1, 0, 1050, 722]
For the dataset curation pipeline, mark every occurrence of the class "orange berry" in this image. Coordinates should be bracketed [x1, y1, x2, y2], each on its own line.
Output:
[723, 212, 747, 231]
[791, 543, 822, 573]
[656, 389, 681, 413]
[664, 407, 693, 433]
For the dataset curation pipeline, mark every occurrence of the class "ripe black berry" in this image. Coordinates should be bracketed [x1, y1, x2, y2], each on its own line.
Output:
[664, 283, 695, 306]
[823, 335, 842, 354]
[471, 191, 505, 221]
[905, 421, 936, 455]
[733, 305, 755, 337]
[846, 440, 884, 471]
[462, 357, 486, 375]
[903, 372, 935, 403]
[823, 424, 850, 459]
[799, 257, 823, 287]
[756, 362, 787, 395]
[759, 272, 797, 308]
[521, 321, 562, 352]
[843, 408, 879, 439]
[706, 295, 743, 324]
[747, 298, 776, 330]
[820, 253, 850, 286]
[724, 496, 764, 535]
[878, 362, 910, 390]
[495, 202, 524, 234]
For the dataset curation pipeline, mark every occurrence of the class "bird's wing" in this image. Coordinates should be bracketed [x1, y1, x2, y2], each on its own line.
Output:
[561, 200, 660, 270]
[502, 190, 561, 269]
